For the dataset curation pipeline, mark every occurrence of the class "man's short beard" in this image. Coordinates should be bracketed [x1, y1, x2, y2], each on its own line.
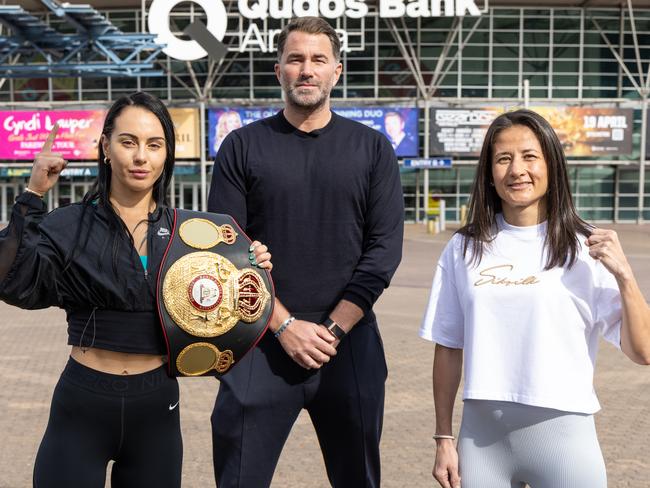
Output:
[285, 85, 331, 110]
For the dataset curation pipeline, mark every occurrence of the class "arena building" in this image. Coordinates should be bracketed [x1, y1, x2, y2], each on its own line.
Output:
[0, 0, 648, 223]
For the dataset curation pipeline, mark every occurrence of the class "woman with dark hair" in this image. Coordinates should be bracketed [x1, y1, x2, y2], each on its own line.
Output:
[420, 109, 650, 488]
[0, 92, 271, 487]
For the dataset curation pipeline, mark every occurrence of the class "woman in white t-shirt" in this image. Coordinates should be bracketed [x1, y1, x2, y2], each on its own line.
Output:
[420, 109, 650, 488]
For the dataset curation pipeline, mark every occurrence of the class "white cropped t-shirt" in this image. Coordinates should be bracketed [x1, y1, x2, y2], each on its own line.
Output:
[419, 215, 622, 414]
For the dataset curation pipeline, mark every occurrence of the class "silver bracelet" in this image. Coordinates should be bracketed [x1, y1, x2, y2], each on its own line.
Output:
[274, 316, 295, 338]
[432, 434, 455, 440]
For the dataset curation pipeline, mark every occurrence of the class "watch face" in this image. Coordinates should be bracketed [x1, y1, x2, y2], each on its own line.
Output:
[327, 322, 346, 340]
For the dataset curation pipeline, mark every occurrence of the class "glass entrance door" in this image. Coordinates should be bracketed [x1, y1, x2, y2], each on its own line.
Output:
[71, 182, 93, 203]
[0, 182, 22, 223]
[400, 168, 425, 222]
[178, 181, 200, 211]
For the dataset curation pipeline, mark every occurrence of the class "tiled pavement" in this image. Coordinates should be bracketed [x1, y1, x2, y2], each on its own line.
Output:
[0, 223, 648, 487]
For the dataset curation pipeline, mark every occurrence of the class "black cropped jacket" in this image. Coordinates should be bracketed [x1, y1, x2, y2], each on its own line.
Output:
[0, 192, 174, 354]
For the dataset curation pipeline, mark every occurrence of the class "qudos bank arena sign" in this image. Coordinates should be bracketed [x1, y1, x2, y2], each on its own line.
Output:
[149, 0, 485, 60]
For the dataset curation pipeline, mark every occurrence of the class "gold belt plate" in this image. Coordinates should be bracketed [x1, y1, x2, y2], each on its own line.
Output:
[179, 218, 237, 249]
[162, 251, 271, 337]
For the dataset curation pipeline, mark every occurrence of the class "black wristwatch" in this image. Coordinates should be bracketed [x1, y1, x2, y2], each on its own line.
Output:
[323, 317, 346, 340]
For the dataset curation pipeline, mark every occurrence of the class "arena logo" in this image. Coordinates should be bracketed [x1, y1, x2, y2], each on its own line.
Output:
[148, 0, 227, 61]
[148, 0, 485, 60]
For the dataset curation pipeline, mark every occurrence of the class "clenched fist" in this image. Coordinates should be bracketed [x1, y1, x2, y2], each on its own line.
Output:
[585, 228, 633, 281]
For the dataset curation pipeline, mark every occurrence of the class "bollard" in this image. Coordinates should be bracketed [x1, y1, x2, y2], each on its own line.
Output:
[460, 204, 468, 225]
[427, 217, 439, 235]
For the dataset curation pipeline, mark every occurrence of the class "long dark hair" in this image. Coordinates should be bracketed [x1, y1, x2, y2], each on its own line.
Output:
[458, 109, 590, 269]
[65, 92, 176, 273]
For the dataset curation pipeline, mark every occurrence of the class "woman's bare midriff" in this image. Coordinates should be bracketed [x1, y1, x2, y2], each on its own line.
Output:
[70, 346, 165, 375]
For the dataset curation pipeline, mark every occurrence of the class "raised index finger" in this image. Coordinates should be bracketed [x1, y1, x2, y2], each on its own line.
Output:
[41, 123, 59, 153]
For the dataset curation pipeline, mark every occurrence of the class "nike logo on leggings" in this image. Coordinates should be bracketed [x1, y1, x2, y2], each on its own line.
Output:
[169, 400, 180, 411]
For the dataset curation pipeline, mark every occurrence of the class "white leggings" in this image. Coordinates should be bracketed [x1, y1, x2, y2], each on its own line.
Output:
[458, 400, 607, 488]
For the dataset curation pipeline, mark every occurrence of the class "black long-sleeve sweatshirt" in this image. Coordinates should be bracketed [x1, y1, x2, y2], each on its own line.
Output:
[0, 192, 172, 354]
[208, 110, 404, 320]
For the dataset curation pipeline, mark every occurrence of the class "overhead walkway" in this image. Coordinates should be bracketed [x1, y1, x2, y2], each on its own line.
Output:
[0, 0, 164, 78]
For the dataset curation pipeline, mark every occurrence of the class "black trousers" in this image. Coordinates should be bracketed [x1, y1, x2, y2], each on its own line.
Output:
[33, 357, 182, 488]
[211, 318, 387, 488]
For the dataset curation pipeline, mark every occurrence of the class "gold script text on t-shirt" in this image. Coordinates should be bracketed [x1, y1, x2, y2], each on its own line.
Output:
[473, 264, 540, 287]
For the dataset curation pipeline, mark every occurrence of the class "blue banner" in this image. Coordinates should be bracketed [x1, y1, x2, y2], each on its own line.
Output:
[332, 107, 419, 157]
[208, 107, 419, 158]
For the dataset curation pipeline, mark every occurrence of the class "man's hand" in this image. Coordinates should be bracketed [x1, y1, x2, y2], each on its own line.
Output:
[277, 320, 337, 369]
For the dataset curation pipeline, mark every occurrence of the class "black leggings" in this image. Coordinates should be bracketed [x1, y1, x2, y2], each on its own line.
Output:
[33, 357, 182, 488]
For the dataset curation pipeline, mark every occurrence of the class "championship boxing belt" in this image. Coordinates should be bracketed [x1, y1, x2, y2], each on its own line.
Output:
[156, 209, 274, 377]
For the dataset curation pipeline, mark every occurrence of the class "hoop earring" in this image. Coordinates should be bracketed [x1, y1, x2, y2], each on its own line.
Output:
[104, 156, 111, 165]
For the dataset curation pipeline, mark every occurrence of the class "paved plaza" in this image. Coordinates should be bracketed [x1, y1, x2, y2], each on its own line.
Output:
[0, 223, 648, 488]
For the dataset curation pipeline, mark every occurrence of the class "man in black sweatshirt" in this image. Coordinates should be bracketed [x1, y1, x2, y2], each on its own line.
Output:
[208, 16, 404, 488]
